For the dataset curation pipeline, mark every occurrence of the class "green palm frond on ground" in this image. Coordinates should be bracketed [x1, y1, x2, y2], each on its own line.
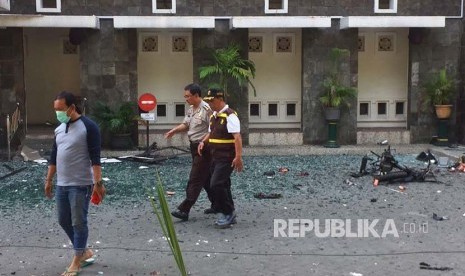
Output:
[149, 172, 187, 276]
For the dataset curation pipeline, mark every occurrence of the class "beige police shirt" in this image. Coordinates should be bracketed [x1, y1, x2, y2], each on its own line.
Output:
[183, 100, 212, 143]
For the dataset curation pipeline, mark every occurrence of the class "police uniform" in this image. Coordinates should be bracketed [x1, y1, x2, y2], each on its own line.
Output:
[176, 100, 214, 214]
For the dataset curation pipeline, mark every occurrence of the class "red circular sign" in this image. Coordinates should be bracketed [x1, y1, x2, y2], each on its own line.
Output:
[138, 93, 157, 112]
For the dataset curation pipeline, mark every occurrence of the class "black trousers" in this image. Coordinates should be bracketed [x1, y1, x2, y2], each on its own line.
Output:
[177, 142, 214, 213]
[209, 159, 235, 215]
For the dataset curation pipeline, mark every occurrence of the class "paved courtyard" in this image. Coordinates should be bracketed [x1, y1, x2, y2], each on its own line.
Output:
[1, 141, 465, 275]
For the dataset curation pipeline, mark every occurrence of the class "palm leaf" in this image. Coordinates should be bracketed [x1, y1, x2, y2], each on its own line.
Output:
[149, 171, 188, 276]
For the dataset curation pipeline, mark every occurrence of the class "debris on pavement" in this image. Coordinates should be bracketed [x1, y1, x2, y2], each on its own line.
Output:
[419, 262, 453, 271]
[344, 179, 356, 186]
[297, 171, 309, 176]
[263, 170, 276, 178]
[350, 272, 363, 276]
[101, 158, 122, 163]
[432, 213, 448, 221]
[278, 167, 289, 174]
[254, 192, 282, 199]
[0, 165, 27, 181]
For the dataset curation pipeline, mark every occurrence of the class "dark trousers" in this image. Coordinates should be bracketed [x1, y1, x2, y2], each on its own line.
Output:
[210, 159, 235, 215]
[177, 142, 214, 213]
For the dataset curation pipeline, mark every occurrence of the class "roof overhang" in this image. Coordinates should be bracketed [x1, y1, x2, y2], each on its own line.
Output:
[340, 16, 446, 29]
[232, 16, 332, 28]
[113, 16, 215, 29]
[0, 15, 100, 28]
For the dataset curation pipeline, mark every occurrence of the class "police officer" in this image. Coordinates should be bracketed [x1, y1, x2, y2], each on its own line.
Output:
[165, 83, 215, 221]
[198, 88, 243, 228]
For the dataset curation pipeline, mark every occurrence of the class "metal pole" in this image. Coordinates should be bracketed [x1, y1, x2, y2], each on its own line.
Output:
[6, 114, 11, 161]
[146, 120, 149, 152]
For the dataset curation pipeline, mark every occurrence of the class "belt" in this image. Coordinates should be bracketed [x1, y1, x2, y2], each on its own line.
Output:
[209, 138, 235, 144]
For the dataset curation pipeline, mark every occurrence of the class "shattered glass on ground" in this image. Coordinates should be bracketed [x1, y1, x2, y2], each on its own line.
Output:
[0, 153, 443, 214]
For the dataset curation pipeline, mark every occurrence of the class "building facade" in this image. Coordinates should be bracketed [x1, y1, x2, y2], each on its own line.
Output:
[1, 0, 464, 147]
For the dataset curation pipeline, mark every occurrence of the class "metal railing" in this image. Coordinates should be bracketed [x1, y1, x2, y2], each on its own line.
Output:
[6, 103, 21, 161]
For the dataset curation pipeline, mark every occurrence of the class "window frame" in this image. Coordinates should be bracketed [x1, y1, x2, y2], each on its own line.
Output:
[36, 0, 61, 13]
[268, 102, 279, 117]
[265, 0, 288, 14]
[358, 102, 371, 118]
[374, 0, 397, 14]
[152, 0, 176, 14]
[376, 101, 389, 119]
[156, 103, 167, 118]
[285, 102, 297, 117]
[0, 0, 11, 11]
[174, 102, 186, 118]
[249, 102, 261, 118]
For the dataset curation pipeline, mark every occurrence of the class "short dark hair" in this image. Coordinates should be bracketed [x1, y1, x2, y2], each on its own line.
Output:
[55, 91, 81, 114]
[184, 83, 202, 97]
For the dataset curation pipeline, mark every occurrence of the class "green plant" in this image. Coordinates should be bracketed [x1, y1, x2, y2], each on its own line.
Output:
[149, 172, 187, 276]
[423, 68, 455, 106]
[92, 101, 138, 134]
[199, 44, 257, 98]
[319, 48, 357, 108]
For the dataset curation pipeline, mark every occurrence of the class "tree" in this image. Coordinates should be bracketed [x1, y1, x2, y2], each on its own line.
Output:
[199, 44, 256, 98]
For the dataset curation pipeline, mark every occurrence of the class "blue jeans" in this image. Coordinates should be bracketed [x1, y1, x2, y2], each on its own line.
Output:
[55, 185, 92, 256]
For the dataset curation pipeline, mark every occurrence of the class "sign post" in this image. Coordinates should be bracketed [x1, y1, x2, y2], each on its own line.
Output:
[138, 93, 157, 153]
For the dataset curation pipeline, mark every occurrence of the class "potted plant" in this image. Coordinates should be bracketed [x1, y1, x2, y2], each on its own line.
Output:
[423, 68, 456, 119]
[319, 48, 357, 148]
[199, 44, 256, 99]
[319, 48, 357, 120]
[91, 101, 139, 149]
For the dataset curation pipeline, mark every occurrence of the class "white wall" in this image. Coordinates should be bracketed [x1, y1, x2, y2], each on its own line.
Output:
[23, 28, 80, 124]
[248, 28, 302, 129]
[137, 29, 193, 128]
[358, 28, 409, 128]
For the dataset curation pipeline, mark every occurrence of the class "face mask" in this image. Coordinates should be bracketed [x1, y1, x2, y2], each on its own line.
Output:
[56, 107, 71, 124]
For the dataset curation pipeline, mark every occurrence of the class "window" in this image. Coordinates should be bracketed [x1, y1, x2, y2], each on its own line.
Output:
[377, 102, 387, 116]
[374, 0, 397, 13]
[36, 0, 61, 12]
[265, 0, 288, 14]
[250, 103, 260, 117]
[395, 102, 405, 115]
[175, 103, 185, 117]
[152, 0, 176, 14]
[157, 104, 167, 117]
[0, 0, 11, 11]
[286, 103, 296, 116]
[359, 102, 369, 116]
[268, 103, 278, 116]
